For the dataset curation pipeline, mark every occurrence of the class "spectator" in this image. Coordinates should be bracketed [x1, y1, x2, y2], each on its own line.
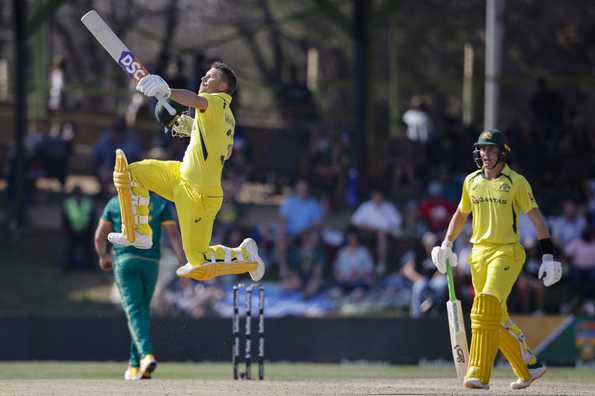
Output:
[402, 95, 433, 143]
[564, 226, 595, 316]
[401, 232, 447, 318]
[418, 181, 456, 234]
[48, 55, 67, 113]
[333, 227, 375, 293]
[62, 186, 96, 271]
[549, 200, 587, 248]
[282, 229, 327, 298]
[276, 180, 324, 280]
[351, 190, 402, 275]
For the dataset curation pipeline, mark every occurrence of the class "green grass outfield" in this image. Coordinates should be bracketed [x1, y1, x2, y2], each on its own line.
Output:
[0, 361, 592, 381]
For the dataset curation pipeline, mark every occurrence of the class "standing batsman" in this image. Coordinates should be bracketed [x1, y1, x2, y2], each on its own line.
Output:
[431, 129, 562, 390]
[107, 62, 265, 283]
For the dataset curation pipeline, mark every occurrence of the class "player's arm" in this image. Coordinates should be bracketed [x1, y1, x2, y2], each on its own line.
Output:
[94, 219, 114, 271]
[445, 208, 470, 243]
[526, 208, 550, 240]
[135, 74, 208, 111]
[526, 207, 563, 287]
[170, 89, 208, 111]
[431, 208, 469, 274]
[162, 221, 187, 267]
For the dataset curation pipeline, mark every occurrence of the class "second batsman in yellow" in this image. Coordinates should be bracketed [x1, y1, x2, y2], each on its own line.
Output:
[431, 129, 562, 390]
[108, 62, 264, 283]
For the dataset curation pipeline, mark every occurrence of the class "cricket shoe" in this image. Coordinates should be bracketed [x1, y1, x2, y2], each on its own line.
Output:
[510, 362, 547, 390]
[463, 377, 489, 390]
[176, 238, 265, 282]
[240, 238, 266, 281]
[108, 231, 152, 249]
[124, 366, 138, 381]
[137, 354, 157, 380]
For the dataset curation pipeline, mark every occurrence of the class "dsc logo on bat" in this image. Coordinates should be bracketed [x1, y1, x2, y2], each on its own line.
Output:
[118, 51, 147, 81]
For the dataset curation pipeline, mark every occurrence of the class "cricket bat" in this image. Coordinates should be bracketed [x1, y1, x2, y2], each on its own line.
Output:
[81, 10, 175, 115]
[446, 260, 469, 379]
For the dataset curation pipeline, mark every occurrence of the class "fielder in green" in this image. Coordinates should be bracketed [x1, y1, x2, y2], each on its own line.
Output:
[94, 192, 185, 380]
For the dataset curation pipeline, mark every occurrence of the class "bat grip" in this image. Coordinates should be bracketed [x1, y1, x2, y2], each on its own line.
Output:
[158, 96, 176, 116]
[446, 260, 457, 301]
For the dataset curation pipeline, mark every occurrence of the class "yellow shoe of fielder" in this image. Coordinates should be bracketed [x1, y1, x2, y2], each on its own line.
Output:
[176, 238, 265, 282]
[137, 354, 157, 380]
[124, 366, 139, 381]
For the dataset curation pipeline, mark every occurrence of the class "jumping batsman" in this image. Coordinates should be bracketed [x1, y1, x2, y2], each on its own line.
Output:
[95, 192, 186, 380]
[107, 62, 265, 283]
[431, 129, 562, 390]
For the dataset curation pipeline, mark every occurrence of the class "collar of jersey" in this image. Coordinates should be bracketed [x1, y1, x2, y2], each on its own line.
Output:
[481, 163, 511, 180]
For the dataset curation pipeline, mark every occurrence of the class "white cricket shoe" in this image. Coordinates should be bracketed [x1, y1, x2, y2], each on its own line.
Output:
[239, 238, 265, 281]
[510, 362, 547, 390]
[463, 377, 489, 390]
[108, 232, 152, 249]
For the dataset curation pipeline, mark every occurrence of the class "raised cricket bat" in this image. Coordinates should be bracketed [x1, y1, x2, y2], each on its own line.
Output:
[81, 10, 175, 115]
[446, 260, 469, 379]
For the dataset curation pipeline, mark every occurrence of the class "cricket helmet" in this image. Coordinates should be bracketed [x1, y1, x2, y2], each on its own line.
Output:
[472, 128, 511, 168]
[154, 99, 188, 134]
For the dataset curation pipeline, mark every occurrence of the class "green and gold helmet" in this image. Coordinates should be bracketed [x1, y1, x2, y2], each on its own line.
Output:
[154, 99, 188, 135]
[472, 128, 511, 168]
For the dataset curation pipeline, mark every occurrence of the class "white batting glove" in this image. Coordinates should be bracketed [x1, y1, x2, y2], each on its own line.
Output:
[136, 74, 171, 99]
[431, 240, 458, 274]
[538, 254, 562, 287]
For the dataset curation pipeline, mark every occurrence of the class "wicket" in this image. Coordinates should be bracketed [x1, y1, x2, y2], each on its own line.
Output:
[232, 283, 265, 380]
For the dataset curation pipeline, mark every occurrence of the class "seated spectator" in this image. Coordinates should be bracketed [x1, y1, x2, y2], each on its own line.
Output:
[281, 229, 326, 298]
[333, 227, 375, 293]
[400, 232, 447, 318]
[549, 199, 587, 248]
[276, 180, 324, 281]
[418, 181, 456, 234]
[351, 189, 402, 275]
[513, 238, 545, 314]
[564, 226, 595, 316]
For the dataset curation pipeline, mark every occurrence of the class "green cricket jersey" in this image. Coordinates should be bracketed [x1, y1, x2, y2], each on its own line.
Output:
[101, 193, 176, 261]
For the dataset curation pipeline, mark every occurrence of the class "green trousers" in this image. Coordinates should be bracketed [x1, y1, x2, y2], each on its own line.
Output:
[114, 255, 159, 367]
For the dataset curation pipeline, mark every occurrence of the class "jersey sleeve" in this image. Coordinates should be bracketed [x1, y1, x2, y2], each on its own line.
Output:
[458, 176, 472, 214]
[516, 175, 539, 214]
[101, 197, 117, 223]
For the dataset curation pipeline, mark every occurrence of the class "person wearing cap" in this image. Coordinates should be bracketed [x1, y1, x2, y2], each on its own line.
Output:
[430, 129, 562, 390]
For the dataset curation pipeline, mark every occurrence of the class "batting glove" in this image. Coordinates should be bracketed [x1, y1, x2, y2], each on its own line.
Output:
[136, 74, 171, 99]
[538, 254, 562, 287]
[431, 240, 458, 274]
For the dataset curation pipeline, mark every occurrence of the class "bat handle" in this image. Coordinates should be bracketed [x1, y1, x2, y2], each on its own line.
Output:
[158, 96, 176, 116]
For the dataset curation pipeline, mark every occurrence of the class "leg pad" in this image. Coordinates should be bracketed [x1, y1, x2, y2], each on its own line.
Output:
[466, 293, 501, 385]
[113, 149, 135, 243]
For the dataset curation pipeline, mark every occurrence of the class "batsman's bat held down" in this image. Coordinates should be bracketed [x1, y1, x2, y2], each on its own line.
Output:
[446, 259, 469, 380]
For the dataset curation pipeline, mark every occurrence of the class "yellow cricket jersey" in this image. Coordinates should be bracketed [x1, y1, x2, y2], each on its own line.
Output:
[180, 92, 235, 196]
[459, 164, 538, 245]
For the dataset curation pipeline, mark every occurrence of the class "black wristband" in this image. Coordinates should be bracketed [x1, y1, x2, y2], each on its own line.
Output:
[538, 238, 554, 256]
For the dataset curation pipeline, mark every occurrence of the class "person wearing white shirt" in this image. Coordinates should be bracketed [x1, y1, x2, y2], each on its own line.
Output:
[351, 190, 402, 274]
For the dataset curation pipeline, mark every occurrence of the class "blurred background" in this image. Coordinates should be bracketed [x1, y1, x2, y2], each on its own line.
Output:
[0, 0, 594, 366]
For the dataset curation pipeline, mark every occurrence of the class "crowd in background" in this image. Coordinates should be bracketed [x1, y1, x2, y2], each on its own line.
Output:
[2, 57, 594, 319]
